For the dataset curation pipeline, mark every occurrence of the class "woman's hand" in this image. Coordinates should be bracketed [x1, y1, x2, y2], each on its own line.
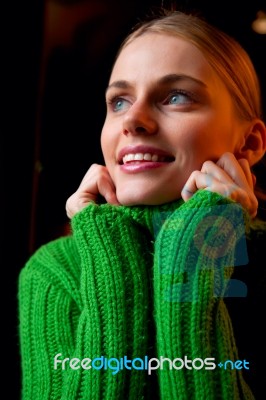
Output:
[66, 164, 119, 218]
[181, 152, 258, 218]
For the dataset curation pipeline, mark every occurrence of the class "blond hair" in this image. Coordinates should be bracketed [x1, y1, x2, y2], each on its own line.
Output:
[116, 10, 263, 122]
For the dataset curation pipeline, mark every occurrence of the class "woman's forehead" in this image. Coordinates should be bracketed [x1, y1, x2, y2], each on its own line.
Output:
[110, 33, 216, 87]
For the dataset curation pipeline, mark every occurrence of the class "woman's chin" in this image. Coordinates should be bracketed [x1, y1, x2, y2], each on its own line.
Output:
[116, 188, 181, 206]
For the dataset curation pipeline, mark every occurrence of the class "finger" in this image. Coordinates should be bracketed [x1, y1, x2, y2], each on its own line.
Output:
[78, 164, 107, 190]
[215, 153, 251, 192]
[252, 173, 256, 188]
[227, 187, 258, 218]
[66, 164, 120, 218]
[78, 165, 117, 202]
[200, 159, 253, 200]
[201, 160, 234, 184]
[97, 178, 120, 205]
[181, 171, 258, 218]
[182, 171, 239, 201]
[181, 171, 222, 200]
[65, 192, 93, 219]
[237, 158, 254, 189]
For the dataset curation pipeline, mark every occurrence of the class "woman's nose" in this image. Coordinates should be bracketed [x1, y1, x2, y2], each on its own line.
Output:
[122, 102, 158, 136]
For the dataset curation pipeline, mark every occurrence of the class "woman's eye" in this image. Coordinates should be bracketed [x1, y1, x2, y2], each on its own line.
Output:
[166, 91, 192, 105]
[109, 97, 130, 112]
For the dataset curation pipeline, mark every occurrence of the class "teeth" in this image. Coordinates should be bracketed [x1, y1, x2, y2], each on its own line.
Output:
[123, 153, 160, 164]
[135, 153, 144, 160]
[144, 153, 152, 161]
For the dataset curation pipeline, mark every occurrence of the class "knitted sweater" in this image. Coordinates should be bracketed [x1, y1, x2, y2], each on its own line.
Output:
[18, 190, 262, 399]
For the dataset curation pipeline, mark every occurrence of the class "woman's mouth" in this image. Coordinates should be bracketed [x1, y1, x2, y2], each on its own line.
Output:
[118, 145, 175, 173]
[122, 152, 174, 164]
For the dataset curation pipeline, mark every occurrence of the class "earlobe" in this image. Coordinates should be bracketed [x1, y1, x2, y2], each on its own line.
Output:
[238, 119, 266, 166]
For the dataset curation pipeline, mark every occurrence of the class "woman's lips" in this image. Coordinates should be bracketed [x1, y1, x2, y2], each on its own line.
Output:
[117, 146, 175, 173]
[120, 159, 172, 173]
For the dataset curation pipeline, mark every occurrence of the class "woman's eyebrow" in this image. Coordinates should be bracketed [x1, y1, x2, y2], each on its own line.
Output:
[106, 80, 132, 94]
[105, 74, 207, 94]
[158, 74, 207, 88]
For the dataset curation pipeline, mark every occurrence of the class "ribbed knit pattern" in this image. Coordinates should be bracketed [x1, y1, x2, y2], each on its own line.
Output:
[152, 192, 254, 400]
[18, 190, 255, 399]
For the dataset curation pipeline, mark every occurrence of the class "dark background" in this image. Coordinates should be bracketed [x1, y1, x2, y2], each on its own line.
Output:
[5, 0, 266, 398]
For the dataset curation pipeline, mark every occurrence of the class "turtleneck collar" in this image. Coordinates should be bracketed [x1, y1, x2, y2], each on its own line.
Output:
[73, 198, 184, 236]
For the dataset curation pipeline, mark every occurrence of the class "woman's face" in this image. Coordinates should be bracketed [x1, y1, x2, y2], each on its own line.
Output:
[101, 33, 246, 205]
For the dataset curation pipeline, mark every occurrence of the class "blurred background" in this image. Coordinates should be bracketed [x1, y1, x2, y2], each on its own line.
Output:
[6, 0, 266, 397]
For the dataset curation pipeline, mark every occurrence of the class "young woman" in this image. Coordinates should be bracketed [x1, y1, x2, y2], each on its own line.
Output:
[19, 10, 266, 400]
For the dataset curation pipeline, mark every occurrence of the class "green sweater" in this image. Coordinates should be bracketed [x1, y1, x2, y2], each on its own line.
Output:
[18, 190, 256, 399]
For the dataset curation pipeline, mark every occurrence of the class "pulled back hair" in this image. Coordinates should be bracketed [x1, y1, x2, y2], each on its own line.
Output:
[115, 10, 266, 216]
[116, 10, 263, 123]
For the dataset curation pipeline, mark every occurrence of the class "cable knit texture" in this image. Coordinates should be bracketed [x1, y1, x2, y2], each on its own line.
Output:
[18, 190, 255, 399]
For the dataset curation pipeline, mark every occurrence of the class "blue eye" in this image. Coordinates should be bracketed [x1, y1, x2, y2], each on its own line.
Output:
[167, 91, 192, 105]
[109, 97, 130, 112]
[114, 99, 125, 111]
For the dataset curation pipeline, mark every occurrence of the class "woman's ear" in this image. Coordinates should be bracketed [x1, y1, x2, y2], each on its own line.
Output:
[237, 119, 266, 166]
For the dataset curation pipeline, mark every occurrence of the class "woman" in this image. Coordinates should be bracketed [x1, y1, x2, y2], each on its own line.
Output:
[19, 10, 266, 399]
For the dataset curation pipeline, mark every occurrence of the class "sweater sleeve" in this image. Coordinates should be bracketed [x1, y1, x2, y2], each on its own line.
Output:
[153, 190, 255, 400]
[19, 203, 156, 400]
[18, 235, 82, 400]
[67, 204, 154, 400]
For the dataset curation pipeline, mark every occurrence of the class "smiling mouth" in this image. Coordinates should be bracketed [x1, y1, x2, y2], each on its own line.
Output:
[120, 152, 175, 165]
